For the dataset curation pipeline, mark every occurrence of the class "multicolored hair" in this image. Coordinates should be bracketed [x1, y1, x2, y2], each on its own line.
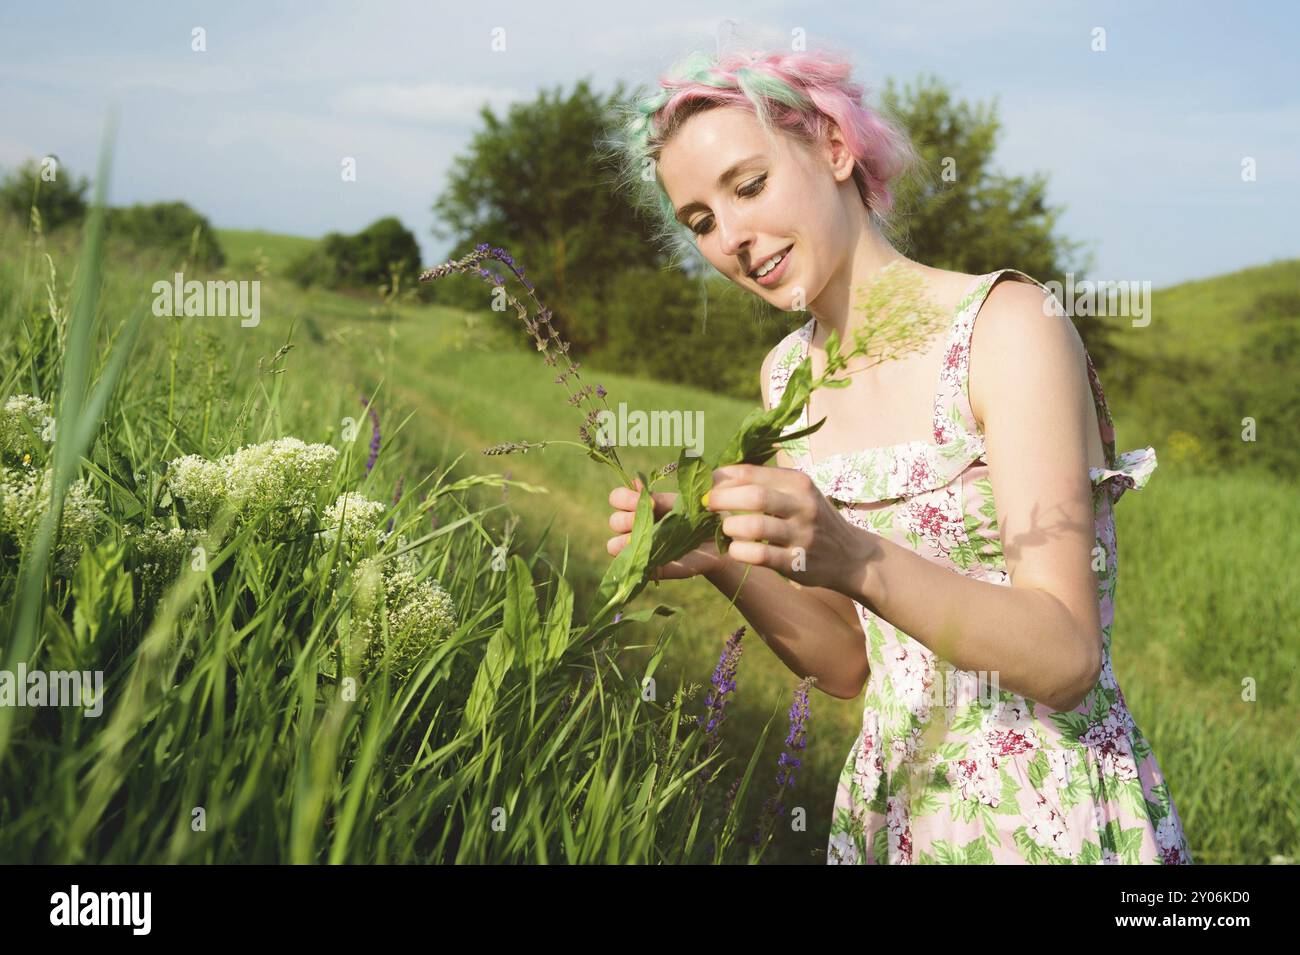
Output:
[599, 45, 921, 268]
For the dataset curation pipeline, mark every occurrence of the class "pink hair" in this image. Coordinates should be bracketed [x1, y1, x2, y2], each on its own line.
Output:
[602, 46, 920, 263]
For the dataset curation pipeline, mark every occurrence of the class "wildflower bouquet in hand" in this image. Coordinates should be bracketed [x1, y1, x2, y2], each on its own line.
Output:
[421, 248, 947, 633]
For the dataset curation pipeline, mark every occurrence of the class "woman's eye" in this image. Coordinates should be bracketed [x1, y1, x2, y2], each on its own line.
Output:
[691, 175, 767, 237]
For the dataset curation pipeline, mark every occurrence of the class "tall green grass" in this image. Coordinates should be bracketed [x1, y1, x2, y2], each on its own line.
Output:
[0, 150, 798, 864]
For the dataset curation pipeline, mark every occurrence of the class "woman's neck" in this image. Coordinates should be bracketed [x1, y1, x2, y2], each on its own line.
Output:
[806, 220, 913, 348]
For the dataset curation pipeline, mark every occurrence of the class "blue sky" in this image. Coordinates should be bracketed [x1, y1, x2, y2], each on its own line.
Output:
[1, 0, 1295, 287]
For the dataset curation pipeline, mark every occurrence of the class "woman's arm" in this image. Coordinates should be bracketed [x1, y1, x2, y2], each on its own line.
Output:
[838, 280, 1105, 710]
[703, 558, 869, 699]
[708, 282, 1105, 708]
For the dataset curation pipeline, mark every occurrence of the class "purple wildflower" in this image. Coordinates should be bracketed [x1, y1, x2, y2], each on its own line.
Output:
[753, 675, 815, 847]
[360, 395, 381, 472]
[698, 626, 745, 736]
[775, 677, 812, 789]
[418, 243, 628, 481]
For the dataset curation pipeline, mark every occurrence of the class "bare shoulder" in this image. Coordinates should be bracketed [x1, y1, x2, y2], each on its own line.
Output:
[917, 265, 984, 308]
[968, 276, 1087, 428]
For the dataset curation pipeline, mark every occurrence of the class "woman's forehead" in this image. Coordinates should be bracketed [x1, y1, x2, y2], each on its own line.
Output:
[659, 112, 786, 187]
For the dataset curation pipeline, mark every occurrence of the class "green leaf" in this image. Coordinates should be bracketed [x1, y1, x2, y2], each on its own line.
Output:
[585, 470, 657, 631]
[1027, 748, 1050, 790]
[505, 555, 543, 671]
[932, 838, 961, 865]
[1078, 839, 1102, 865]
[542, 574, 574, 664]
[871, 825, 890, 864]
[61, 537, 134, 670]
[461, 626, 515, 732]
[1048, 710, 1090, 741]
[963, 836, 994, 864]
[935, 740, 968, 760]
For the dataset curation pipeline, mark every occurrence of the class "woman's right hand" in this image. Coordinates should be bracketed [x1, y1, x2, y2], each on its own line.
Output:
[607, 477, 725, 581]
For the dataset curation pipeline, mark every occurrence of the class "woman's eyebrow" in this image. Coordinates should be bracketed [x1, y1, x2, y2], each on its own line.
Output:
[673, 154, 765, 224]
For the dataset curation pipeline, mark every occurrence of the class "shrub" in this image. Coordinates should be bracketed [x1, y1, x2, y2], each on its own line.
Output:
[286, 216, 422, 292]
[0, 157, 89, 230]
[104, 201, 225, 269]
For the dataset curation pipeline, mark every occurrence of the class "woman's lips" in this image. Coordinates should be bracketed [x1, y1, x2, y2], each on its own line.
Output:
[753, 245, 793, 287]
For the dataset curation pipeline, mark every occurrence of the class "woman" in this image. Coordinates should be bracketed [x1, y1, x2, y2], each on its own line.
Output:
[603, 47, 1192, 864]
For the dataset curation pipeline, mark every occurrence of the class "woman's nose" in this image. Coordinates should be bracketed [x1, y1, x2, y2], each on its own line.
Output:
[715, 211, 754, 259]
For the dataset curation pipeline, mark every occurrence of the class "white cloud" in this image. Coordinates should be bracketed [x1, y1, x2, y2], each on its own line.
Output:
[332, 82, 527, 126]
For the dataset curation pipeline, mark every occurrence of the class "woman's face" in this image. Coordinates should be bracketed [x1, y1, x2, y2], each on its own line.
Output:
[657, 105, 857, 311]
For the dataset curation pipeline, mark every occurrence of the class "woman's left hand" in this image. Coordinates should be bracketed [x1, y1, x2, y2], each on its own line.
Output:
[702, 463, 870, 593]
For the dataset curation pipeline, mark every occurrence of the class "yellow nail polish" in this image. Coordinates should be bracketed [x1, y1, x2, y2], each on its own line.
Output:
[700, 490, 710, 508]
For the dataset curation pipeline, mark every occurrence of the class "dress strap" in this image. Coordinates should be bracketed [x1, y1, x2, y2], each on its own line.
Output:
[931, 269, 1049, 446]
[767, 321, 814, 414]
[937, 268, 1157, 500]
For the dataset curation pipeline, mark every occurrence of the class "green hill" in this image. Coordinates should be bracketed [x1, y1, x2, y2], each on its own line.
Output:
[217, 227, 320, 277]
[3, 216, 1295, 863]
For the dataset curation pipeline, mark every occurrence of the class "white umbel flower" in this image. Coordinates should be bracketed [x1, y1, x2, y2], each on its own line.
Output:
[0, 465, 100, 575]
[167, 437, 339, 532]
[1, 394, 56, 464]
[320, 491, 387, 549]
[331, 547, 458, 683]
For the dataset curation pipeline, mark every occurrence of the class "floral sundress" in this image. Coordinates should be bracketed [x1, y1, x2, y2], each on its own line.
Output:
[769, 268, 1193, 865]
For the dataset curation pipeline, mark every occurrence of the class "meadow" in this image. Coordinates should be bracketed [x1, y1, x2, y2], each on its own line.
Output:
[0, 193, 1295, 863]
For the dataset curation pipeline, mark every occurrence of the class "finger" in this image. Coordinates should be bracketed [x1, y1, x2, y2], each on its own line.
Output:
[721, 512, 795, 546]
[711, 463, 766, 486]
[678, 548, 721, 578]
[705, 482, 802, 518]
[710, 463, 810, 495]
[607, 533, 629, 557]
[649, 559, 695, 581]
[609, 486, 640, 510]
[609, 504, 667, 534]
[609, 485, 675, 517]
[725, 539, 782, 570]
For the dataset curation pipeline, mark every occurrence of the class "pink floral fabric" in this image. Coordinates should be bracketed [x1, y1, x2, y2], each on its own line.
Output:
[769, 269, 1193, 865]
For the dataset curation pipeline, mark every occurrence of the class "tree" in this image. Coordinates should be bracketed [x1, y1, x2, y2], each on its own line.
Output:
[430, 78, 663, 350]
[0, 156, 89, 230]
[880, 74, 1118, 372]
[286, 216, 422, 291]
[105, 201, 225, 268]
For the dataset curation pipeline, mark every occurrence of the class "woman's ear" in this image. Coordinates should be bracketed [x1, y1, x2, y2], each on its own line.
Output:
[823, 122, 857, 184]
